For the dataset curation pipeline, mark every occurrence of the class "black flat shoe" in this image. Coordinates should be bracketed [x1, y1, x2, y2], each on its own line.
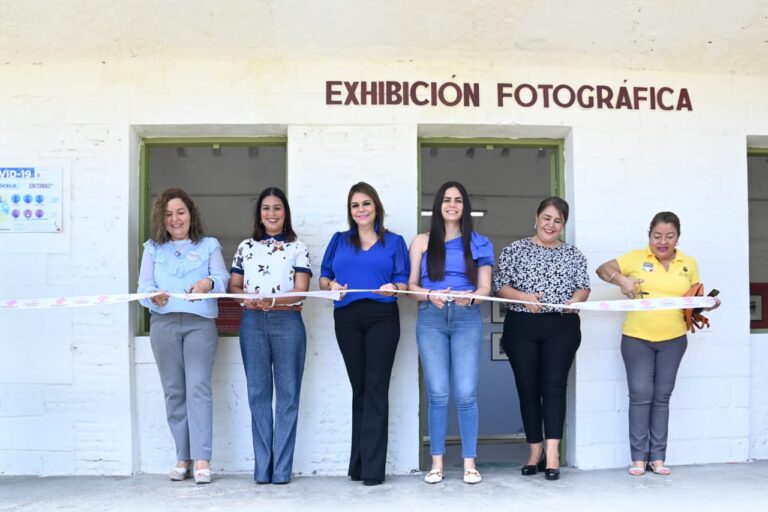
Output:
[363, 479, 383, 486]
[544, 468, 560, 481]
[521, 455, 546, 476]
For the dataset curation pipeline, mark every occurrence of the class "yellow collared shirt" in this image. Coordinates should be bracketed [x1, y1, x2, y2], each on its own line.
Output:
[616, 247, 700, 342]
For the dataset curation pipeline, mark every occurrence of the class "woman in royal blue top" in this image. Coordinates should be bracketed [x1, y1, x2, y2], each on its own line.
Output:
[407, 181, 493, 485]
[319, 182, 410, 486]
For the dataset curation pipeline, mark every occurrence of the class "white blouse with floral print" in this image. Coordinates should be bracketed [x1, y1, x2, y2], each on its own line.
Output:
[231, 235, 312, 304]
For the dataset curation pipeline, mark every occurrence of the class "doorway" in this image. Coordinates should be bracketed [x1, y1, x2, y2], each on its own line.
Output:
[138, 138, 287, 334]
[418, 138, 563, 469]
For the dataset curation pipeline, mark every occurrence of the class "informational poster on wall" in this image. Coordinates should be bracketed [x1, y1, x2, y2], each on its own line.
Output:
[0, 167, 63, 233]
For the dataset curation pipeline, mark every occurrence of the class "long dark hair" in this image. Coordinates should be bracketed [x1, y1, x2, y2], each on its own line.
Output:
[426, 181, 477, 285]
[347, 182, 386, 250]
[151, 188, 205, 244]
[252, 187, 297, 241]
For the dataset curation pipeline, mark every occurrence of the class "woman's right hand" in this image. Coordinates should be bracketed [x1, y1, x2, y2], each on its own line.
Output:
[523, 292, 544, 313]
[150, 291, 170, 306]
[428, 287, 452, 309]
[328, 280, 348, 299]
[617, 275, 644, 299]
[242, 297, 262, 310]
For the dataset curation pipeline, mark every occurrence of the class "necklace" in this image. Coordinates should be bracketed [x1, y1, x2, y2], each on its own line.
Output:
[172, 240, 189, 257]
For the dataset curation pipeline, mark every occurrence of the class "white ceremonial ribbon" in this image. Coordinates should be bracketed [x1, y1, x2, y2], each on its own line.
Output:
[173, 290, 342, 301]
[338, 289, 718, 312]
[0, 289, 716, 311]
[0, 293, 158, 310]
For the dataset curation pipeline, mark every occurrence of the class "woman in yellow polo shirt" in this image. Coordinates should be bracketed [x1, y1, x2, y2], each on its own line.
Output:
[596, 211, 718, 476]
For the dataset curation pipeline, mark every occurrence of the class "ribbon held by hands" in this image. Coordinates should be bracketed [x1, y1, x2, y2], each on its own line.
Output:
[0, 289, 717, 312]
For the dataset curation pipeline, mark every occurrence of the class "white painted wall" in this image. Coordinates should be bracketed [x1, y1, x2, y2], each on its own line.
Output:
[0, 58, 765, 475]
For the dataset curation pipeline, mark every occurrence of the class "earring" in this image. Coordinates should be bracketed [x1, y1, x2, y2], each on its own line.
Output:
[533, 223, 538, 230]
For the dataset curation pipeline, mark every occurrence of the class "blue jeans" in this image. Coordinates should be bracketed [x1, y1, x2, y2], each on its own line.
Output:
[416, 301, 482, 458]
[239, 309, 306, 483]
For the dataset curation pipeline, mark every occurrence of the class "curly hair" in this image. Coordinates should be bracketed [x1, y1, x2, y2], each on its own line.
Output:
[150, 188, 205, 244]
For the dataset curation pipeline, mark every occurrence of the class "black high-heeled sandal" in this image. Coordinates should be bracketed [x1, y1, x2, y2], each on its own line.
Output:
[521, 453, 546, 476]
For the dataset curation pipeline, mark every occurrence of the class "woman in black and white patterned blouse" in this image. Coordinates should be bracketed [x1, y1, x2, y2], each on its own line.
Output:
[492, 197, 590, 481]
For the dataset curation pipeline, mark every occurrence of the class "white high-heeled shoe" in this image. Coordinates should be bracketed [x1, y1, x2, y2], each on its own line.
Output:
[193, 462, 212, 484]
[169, 463, 191, 481]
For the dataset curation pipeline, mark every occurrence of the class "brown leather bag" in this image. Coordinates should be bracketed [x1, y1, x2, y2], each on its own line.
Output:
[683, 283, 710, 333]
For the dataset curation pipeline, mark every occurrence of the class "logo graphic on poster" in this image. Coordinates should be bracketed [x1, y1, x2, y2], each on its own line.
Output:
[0, 167, 63, 233]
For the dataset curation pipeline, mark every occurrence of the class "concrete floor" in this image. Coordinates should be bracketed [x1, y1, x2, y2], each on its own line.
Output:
[2, 461, 767, 512]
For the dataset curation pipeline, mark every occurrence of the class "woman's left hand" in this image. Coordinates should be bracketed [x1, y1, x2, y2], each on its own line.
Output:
[188, 277, 214, 294]
[562, 298, 577, 314]
[375, 283, 399, 297]
[704, 296, 722, 311]
[454, 291, 474, 307]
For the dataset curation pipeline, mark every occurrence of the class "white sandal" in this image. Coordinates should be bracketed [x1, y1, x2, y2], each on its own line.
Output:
[463, 468, 482, 484]
[424, 468, 444, 484]
[194, 467, 212, 484]
[647, 461, 671, 476]
[169, 464, 191, 481]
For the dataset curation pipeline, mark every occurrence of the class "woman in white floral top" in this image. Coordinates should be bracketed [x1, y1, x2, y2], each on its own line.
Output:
[229, 187, 312, 485]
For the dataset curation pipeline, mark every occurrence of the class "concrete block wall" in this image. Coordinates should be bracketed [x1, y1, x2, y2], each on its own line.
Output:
[0, 116, 134, 474]
[287, 125, 419, 475]
[0, 58, 766, 474]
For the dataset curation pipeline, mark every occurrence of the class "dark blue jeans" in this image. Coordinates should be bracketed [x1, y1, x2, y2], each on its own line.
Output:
[240, 309, 306, 483]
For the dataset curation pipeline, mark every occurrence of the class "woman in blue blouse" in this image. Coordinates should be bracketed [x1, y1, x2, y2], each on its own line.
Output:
[319, 182, 410, 486]
[138, 188, 230, 484]
[407, 181, 493, 485]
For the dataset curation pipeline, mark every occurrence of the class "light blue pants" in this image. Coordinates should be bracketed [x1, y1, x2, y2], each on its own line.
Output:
[149, 312, 218, 461]
[416, 301, 482, 458]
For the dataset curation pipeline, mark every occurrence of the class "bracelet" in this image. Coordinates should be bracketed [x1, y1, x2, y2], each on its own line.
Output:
[469, 297, 476, 305]
[269, 297, 276, 308]
[608, 271, 618, 283]
[426, 290, 432, 300]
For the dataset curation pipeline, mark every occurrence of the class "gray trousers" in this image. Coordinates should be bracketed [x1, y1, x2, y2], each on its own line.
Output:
[621, 334, 687, 462]
[150, 312, 218, 461]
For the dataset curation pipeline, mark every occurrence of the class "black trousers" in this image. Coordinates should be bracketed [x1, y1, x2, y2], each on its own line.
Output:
[502, 312, 581, 443]
[334, 300, 400, 481]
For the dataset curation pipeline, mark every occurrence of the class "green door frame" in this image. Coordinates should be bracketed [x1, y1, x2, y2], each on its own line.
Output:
[748, 147, 768, 334]
[137, 137, 287, 334]
[416, 137, 567, 469]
